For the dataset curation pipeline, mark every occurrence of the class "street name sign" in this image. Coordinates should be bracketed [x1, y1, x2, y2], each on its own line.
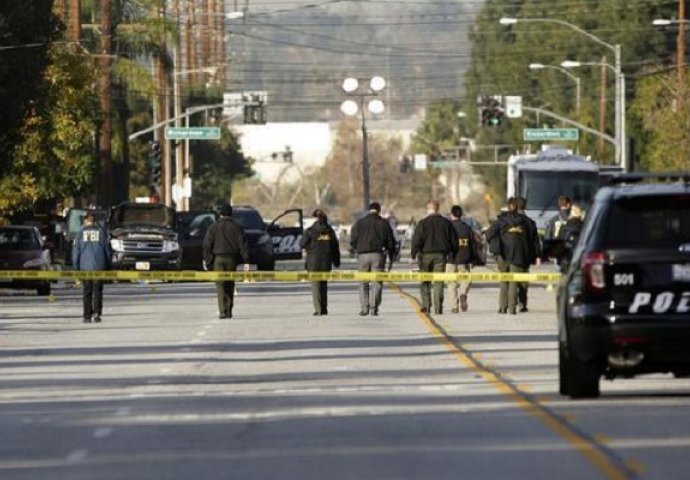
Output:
[165, 127, 221, 140]
[523, 128, 579, 141]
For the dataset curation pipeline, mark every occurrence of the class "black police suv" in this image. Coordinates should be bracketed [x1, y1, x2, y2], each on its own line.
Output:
[556, 173, 690, 398]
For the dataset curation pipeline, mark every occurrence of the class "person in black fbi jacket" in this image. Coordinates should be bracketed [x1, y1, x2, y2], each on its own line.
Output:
[72, 213, 111, 323]
[350, 202, 397, 316]
[300, 209, 340, 316]
[446, 205, 477, 313]
[411, 199, 458, 315]
[203, 204, 250, 319]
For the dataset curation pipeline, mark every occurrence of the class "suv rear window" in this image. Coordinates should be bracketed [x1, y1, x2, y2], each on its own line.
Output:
[605, 195, 690, 247]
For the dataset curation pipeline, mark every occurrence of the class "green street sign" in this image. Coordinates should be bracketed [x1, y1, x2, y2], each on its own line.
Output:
[523, 128, 579, 141]
[165, 127, 221, 140]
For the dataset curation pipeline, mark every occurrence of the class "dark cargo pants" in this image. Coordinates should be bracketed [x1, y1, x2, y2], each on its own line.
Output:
[214, 255, 238, 316]
[83, 280, 103, 319]
[419, 252, 446, 313]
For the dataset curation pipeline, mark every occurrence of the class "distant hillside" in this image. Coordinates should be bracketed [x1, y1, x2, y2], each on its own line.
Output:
[230, 1, 481, 122]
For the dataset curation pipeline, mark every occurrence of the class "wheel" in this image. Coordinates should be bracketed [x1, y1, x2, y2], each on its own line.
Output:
[37, 284, 51, 296]
[565, 345, 601, 399]
[558, 342, 569, 396]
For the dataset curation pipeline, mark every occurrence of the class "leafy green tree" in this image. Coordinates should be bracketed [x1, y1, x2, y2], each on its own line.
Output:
[1, 43, 100, 211]
[630, 72, 690, 172]
[460, 0, 675, 166]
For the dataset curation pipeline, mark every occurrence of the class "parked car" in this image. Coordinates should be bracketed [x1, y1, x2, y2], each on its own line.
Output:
[554, 173, 690, 398]
[0, 226, 52, 296]
[109, 202, 181, 271]
[232, 206, 304, 270]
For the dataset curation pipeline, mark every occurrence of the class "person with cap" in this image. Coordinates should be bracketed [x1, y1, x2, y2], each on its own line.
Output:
[350, 202, 397, 316]
[203, 204, 250, 319]
[446, 205, 476, 313]
[411, 199, 458, 315]
[300, 209, 340, 316]
[72, 213, 111, 323]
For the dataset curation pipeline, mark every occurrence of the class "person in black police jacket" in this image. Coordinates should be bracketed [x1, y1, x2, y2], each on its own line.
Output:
[300, 209, 340, 316]
[496, 197, 532, 315]
[203, 204, 250, 319]
[72, 213, 111, 323]
[411, 199, 458, 315]
[446, 205, 477, 313]
[350, 202, 397, 316]
[516, 196, 541, 313]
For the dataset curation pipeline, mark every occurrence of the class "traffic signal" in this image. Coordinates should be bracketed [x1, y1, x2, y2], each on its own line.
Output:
[479, 95, 504, 127]
[243, 92, 267, 124]
[148, 141, 162, 191]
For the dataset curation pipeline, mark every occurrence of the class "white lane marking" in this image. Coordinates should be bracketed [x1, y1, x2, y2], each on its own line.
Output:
[65, 449, 89, 462]
[115, 407, 131, 417]
[93, 427, 113, 439]
[189, 339, 201, 344]
[197, 331, 208, 337]
[160, 368, 171, 374]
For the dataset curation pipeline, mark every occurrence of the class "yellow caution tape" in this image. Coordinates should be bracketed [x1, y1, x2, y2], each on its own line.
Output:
[0, 270, 561, 283]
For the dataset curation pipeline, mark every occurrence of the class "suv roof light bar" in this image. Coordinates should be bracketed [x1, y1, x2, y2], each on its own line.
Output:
[608, 172, 690, 185]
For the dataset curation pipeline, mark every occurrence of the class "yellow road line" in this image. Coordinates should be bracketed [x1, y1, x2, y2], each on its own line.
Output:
[391, 283, 635, 480]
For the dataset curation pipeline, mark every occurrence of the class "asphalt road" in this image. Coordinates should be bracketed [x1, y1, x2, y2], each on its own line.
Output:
[1, 270, 690, 479]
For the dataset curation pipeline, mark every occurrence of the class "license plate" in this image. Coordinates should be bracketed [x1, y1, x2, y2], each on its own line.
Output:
[135, 262, 151, 271]
[672, 264, 690, 282]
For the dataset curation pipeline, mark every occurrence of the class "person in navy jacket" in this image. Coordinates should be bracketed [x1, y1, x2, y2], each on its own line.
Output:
[72, 213, 111, 323]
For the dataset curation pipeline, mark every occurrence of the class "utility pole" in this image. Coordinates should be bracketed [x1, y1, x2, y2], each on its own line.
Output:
[154, 0, 169, 205]
[598, 56, 607, 158]
[98, 0, 113, 207]
[173, 0, 184, 210]
[201, 0, 211, 71]
[679, 0, 686, 84]
[69, 0, 81, 43]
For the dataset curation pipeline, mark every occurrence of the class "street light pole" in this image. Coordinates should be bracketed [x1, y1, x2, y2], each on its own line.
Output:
[341, 77, 386, 211]
[500, 17, 624, 169]
[359, 96, 371, 210]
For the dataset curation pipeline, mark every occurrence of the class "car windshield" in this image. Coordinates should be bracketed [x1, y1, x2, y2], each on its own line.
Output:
[111, 204, 174, 228]
[0, 229, 40, 250]
[520, 171, 599, 211]
[606, 195, 690, 248]
[233, 210, 266, 230]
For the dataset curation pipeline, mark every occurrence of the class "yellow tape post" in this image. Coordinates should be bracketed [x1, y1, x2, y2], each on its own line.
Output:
[0, 270, 562, 283]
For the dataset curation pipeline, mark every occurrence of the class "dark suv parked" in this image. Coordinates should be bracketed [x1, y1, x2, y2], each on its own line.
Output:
[555, 173, 690, 398]
[109, 203, 181, 271]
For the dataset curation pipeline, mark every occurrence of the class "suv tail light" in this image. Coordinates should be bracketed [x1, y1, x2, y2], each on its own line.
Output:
[581, 251, 606, 293]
